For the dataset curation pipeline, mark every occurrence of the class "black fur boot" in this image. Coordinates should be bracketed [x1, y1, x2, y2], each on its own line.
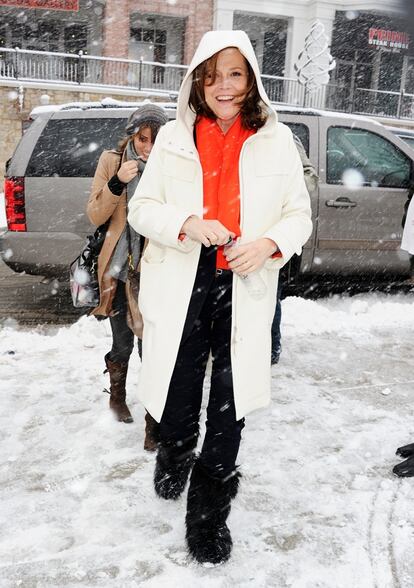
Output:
[396, 442, 414, 459]
[154, 435, 197, 500]
[393, 442, 414, 477]
[185, 460, 241, 565]
[393, 456, 414, 477]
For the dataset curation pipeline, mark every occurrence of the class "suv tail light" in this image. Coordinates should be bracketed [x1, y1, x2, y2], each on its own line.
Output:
[4, 176, 26, 231]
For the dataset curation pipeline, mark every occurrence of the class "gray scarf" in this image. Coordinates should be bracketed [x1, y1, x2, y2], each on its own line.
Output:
[108, 140, 145, 282]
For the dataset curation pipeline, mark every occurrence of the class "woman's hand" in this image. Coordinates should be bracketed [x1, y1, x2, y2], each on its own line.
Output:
[117, 161, 139, 184]
[225, 238, 279, 275]
[180, 216, 236, 247]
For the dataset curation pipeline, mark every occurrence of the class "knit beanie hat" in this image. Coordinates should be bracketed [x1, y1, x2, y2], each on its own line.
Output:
[125, 103, 169, 136]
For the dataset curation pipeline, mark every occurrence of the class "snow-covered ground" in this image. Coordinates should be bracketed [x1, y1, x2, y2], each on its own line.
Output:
[1, 293, 414, 587]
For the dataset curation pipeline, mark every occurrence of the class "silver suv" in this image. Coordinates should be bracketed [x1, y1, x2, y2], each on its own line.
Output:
[1, 100, 413, 280]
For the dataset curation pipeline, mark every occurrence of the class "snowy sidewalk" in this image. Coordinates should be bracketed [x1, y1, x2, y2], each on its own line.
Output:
[1, 293, 414, 587]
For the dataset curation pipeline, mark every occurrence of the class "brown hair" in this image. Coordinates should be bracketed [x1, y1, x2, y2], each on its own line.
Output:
[188, 48, 267, 130]
[117, 122, 161, 153]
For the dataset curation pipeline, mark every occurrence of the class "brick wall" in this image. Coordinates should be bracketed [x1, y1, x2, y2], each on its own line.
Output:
[102, 0, 214, 64]
[103, 0, 130, 58]
[0, 84, 164, 185]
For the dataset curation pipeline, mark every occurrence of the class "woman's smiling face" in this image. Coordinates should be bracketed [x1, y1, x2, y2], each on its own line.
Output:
[203, 47, 249, 131]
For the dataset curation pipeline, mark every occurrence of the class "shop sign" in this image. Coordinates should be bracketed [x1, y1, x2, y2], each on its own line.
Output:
[368, 28, 409, 51]
[0, 0, 79, 10]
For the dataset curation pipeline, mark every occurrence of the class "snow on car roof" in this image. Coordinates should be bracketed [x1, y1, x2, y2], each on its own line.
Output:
[29, 96, 383, 127]
[30, 97, 178, 119]
[387, 126, 414, 136]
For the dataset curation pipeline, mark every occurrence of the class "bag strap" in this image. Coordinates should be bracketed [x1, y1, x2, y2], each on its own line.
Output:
[125, 152, 144, 272]
[101, 153, 124, 233]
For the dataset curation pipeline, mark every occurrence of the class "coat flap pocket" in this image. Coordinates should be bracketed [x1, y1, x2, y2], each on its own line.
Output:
[163, 152, 197, 183]
[253, 142, 290, 177]
[142, 242, 166, 264]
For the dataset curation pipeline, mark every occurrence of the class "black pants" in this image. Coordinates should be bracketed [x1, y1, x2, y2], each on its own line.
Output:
[160, 246, 245, 479]
[271, 279, 283, 355]
[109, 281, 141, 363]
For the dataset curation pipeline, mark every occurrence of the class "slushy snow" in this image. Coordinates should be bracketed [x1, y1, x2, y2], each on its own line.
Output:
[1, 293, 414, 587]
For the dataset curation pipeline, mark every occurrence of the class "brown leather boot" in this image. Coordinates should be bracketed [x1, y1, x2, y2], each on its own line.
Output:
[144, 412, 160, 452]
[104, 354, 134, 423]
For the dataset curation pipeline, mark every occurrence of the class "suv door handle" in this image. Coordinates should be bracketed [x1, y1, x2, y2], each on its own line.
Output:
[325, 197, 357, 208]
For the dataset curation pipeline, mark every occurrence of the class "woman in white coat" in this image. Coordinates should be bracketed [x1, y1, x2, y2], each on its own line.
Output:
[128, 30, 312, 565]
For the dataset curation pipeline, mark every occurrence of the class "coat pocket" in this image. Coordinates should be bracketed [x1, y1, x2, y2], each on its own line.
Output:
[253, 141, 290, 177]
[163, 153, 197, 183]
[138, 257, 165, 323]
[142, 241, 166, 265]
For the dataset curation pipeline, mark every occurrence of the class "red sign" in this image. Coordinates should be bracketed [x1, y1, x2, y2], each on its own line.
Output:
[0, 0, 78, 10]
[369, 28, 409, 50]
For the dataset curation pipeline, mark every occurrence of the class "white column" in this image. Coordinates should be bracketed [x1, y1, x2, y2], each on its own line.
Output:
[285, 16, 309, 78]
[213, 7, 234, 31]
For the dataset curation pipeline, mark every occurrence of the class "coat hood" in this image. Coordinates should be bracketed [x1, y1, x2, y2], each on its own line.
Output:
[177, 30, 277, 130]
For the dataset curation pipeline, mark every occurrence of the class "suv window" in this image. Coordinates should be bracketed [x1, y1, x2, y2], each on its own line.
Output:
[327, 126, 411, 188]
[285, 122, 309, 156]
[26, 118, 127, 177]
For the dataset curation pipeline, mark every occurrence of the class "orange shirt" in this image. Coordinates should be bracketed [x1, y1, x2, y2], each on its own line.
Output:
[196, 115, 256, 269]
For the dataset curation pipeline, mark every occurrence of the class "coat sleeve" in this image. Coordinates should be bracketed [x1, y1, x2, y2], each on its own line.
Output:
[262, 127, 313, 269]
[87, 151, 123, 227]
[127, 125, 197, 253]
[293, 134, 319, 193]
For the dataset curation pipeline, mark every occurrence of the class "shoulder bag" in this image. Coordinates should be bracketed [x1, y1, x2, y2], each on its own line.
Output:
[70, 154, 122, 309]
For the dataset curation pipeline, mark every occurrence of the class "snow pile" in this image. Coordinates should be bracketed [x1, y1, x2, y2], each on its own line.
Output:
[1, 294, 414, 586]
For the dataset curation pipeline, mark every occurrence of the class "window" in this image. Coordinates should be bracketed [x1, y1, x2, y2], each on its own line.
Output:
[38, 22, 60, 53]
[26, 118, 127, 178]
[263, 28, 287, 77]
[64, 24, 88, 54]
[285, 123, 310, 156]
[0, 24, 7, 48]
[327, 126, 411, 188]
[11, 23, 32, 50]
[130, 26, 167, 83]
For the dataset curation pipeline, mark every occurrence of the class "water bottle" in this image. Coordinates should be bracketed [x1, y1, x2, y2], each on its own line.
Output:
[241, 271, 267, 300]
[224, 238, 267, 301]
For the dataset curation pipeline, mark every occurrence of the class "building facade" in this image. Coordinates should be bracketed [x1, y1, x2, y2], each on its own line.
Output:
[0, 0, 412, 109]
[0, 0, 213, 66]
[214, 1, 413, 99]
[0, 1, 104, 55]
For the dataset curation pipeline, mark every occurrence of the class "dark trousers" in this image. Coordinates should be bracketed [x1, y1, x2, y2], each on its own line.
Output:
[160, 246, 245, 479]
[109, 281, 141, 363]
[271, 278, 283, 355]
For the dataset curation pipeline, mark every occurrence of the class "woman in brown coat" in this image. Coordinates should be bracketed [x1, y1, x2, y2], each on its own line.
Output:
[87, 104, 168, 450]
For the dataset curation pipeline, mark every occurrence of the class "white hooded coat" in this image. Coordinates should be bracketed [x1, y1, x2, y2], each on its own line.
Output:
[128, 30, 313, 422]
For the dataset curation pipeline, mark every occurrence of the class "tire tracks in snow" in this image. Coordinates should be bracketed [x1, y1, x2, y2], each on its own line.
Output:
[368, 479, 402, 588]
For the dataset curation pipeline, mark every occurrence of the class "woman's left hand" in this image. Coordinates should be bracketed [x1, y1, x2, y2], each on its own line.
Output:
[225, 238, 279, 275]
